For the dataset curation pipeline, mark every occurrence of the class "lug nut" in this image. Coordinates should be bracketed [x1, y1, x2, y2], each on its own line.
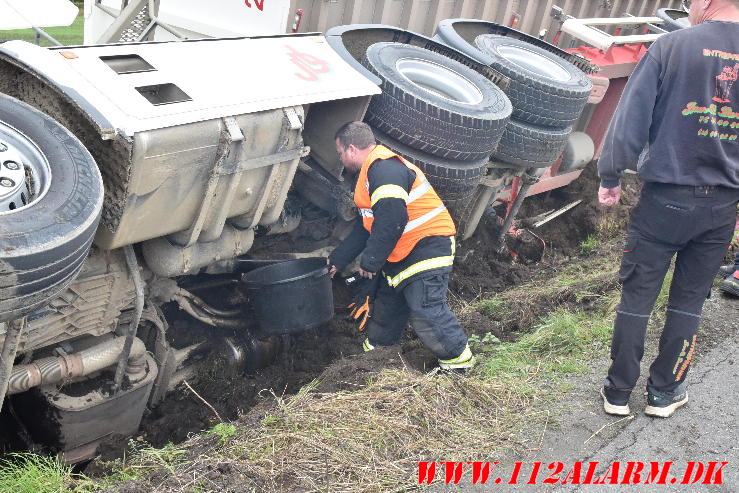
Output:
[3, 161, 19, 170]
[0, 143, 7, 152]
[0, 178, 15, 187]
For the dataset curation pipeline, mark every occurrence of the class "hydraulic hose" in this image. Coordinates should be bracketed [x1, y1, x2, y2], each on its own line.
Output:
[6, 337, 146, 395]
[178, 290, 242, 318]
[172, 294, 245, 328]
[113, 245, 145, 394]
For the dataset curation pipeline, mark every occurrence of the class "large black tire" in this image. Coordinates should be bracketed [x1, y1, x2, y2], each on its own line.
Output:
[0, 94, 103, 322]
[362, 42, 511, 162]
[493, 119, 571, 168]
[474, 35, 592, 128]
[373, 128, 489, 202]
[656, 9, 691, 32]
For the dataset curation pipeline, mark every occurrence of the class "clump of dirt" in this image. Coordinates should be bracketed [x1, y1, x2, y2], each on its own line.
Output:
[315, 344, 436, 393]
[451, 215, 535, 297]
[138, 315, 364, 448]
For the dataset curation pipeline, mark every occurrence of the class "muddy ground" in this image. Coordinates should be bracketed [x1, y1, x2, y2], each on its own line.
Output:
[83, 164, 634, 461]
[78, 162, 739, 493]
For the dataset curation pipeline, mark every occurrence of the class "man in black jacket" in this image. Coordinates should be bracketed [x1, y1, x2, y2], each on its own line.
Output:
[328, 122, 475, 371]
[598, 0, 739, 418]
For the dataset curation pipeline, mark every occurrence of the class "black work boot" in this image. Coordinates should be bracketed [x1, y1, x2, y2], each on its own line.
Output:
[601, 384, 631, 416]
[717, 264, 736, 278]
[719, 272, 739, 297]
[645, 384, 689, 418]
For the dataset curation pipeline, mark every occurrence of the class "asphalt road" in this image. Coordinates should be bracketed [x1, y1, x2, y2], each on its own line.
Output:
[431, 293, 739, 492]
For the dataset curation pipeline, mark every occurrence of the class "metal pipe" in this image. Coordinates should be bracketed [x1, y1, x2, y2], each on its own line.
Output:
[7, 337, 146, 395]
[178, 289, 241, 318]
[172, 295, 244, 328]
[31, 27, 62, 46]
[113, 245, 145, 394]
[0, 318, 26, 410]
[154, 19, 190, 40]
[496, 169, 538, 251]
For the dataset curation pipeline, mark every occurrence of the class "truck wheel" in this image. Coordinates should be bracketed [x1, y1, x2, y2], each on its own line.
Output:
[656, 9, 690, 31]
[362, 42, 511, 162]
[373, 128, 488, 202]
[474, 35, 592, 128]
[0, 94, 103, 322]
[493, 119, 571, 168]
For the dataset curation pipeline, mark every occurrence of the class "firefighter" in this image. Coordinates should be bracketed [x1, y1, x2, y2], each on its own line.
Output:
[597, 0, 739, 418]
[328, 121, 475, 371]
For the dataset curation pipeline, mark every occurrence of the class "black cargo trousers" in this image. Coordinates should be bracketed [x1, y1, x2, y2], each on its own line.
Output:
[607, 182, 739, 395]
[365, 272, 469, 361]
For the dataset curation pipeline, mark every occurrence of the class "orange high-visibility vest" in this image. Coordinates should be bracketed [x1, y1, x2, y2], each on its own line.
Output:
[354, 145, 455, 263]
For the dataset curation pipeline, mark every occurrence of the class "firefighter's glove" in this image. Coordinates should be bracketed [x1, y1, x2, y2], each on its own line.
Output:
[345, 275, 379, 332]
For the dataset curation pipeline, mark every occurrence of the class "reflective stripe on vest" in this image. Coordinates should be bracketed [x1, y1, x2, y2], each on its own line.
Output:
[384, 237, 456, 288]
[371, 184, 409, 206]
[404, 204, 446, 234]
[354, 145, 455, 263]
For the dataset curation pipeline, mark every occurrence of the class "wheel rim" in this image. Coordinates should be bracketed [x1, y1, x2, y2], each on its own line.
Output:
[0, 121, 51, 214]
[497, 45, 571, 82]
[395, 58, 484, 105]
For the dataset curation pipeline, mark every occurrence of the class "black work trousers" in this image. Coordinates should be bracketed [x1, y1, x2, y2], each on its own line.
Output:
[607, 182, 739, 394]
[366, 272, 469, 361]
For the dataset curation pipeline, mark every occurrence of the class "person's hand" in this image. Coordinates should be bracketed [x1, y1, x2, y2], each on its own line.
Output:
[327, 258, 337, 278]
[358, 268, 374, 279]
[598, 186, 621, 207]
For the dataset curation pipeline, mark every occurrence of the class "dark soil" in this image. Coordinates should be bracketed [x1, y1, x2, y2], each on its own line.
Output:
[85, 163, 643, 472]
[137, 306, 365, 449]
[449, 164, 639, 299]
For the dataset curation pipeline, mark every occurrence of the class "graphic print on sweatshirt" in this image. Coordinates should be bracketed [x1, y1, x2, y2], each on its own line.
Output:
[681, 49, 739, 143]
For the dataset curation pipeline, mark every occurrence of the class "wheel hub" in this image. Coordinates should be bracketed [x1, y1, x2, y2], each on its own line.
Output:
[497, 45, 571, 82]
[0, 144, 30, 212]
[0, 122, 50, 214]
[396, 58, 483, 105]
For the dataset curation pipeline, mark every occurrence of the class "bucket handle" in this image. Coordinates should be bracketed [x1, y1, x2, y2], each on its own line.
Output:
[245, 265, 329, 288]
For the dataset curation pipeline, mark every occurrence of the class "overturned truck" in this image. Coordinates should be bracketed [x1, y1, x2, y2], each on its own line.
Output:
[0, 12, 601, 460]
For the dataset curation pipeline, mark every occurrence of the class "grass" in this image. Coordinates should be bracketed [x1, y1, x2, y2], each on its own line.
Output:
[477, 309, 613, 386]
[579, 234, 598, 255]
[207, 423, 238, 446]
[0, 10, 84, 46]
[97, 441, 187, 484]
[0, 453, 88, 493]
[471, 249, 622, 334]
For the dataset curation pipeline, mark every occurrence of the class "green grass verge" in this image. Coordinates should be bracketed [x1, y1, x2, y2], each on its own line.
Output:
[0, 13, 84, 46]
[476, 309, 613, 384]
[0, 453, 89, 493]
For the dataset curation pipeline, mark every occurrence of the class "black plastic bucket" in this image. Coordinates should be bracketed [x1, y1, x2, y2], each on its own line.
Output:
[241, 257, 333, 334]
